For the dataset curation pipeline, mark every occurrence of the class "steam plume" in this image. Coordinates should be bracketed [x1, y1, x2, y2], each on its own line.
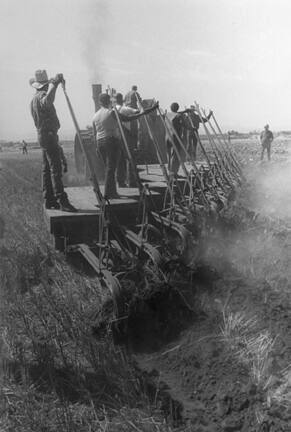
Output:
[79, 0, 110, 83]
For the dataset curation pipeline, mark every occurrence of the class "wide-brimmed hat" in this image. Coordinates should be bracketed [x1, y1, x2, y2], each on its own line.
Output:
[29, 70, 49, 90]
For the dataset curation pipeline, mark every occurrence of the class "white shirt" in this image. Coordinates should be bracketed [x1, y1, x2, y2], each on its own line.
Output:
[116, 104, 138, 132]
[93, 107, 120, 140]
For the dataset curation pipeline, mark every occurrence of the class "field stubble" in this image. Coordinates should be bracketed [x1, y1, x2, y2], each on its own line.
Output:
[1, 138, 291, 430]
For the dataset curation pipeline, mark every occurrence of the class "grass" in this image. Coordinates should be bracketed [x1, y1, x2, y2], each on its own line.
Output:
[220, 309, 276, 387]
[268, 366, 291, 409]
[1, 139, 291, 429]
[0, 150, 176, 431]
[0, 240, 175, 431]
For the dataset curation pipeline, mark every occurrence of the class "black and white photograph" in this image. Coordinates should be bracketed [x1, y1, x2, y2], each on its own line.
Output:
[1, 0, 291, 430]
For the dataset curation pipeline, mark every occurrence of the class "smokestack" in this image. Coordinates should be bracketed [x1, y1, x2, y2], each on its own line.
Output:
[92, 84, 102, 112]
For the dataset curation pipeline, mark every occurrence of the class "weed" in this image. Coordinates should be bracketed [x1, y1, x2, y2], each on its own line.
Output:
[220, 310, 275, 387]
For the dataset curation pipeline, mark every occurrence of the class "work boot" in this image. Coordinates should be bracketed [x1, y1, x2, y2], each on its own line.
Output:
[58, 195, 78, 213]
[45, 198, 60, 210]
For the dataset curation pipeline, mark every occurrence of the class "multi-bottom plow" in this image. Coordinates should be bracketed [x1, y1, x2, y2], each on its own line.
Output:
[44, 83, 244, 319]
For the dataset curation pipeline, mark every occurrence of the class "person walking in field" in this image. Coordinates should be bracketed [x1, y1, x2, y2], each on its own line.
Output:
[260, 124, 274, 161]
[92, 93, 158, 199]
[22, 140, 28, 155]
[29, 70, 77, 212]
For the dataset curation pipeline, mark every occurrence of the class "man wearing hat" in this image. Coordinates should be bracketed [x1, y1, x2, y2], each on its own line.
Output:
[260, 124, 274, 161]
[30, 70, 77, 212]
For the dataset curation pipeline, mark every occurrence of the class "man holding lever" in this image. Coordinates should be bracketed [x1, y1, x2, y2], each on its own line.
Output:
[30, 70, 77, 212]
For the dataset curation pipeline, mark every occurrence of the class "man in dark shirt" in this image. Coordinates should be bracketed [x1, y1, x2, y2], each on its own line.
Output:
[260, 124, 274, 161]
[185, 106, 212, 160]
[165, 102, 187, 177]
[30, 70, 76, 212]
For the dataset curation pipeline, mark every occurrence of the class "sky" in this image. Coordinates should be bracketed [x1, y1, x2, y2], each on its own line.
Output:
[1, 0, 291, 140]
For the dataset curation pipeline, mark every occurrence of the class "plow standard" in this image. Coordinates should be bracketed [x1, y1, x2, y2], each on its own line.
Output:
[44, 83, 244, 319]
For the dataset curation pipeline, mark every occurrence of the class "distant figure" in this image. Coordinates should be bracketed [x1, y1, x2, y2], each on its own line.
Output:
[29, 69, 77, 212]
[260, 124, 274, 161]
[22, 140, 28, 155]
[227, 131, 231, 145]
[115, 92, 140, 187]
[185, 107, 212, 161]
[92, 93, 158, 199]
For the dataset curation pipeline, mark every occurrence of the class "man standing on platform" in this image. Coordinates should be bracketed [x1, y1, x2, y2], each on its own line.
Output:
[93, 93, 158, 200]
[124, 85, 141, 109]
[165, 102, 188, 177]
[124, 85, 141, 158]
[260, 124, 273, 161]
[185, 106, 212, 161]
[30, 69, 77, 212]
[115, 93, 139, 187]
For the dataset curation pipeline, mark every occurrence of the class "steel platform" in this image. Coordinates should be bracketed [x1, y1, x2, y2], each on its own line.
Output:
[44, 184, 162, 250]
[44, 162, 210, 250]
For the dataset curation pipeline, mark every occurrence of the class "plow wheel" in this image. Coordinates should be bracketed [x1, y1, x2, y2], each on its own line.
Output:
[150, 211, 192, 256]
[99, 268, 125, 317]
[124, 229, 162, 267]
[67, 243, 125, 317]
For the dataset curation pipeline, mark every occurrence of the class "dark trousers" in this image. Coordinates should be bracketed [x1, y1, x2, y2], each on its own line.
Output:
[187, 131, 198, 160]
[39, 132, 65, 201]
[116, 147, 127, 186]
[97, 137, 120, 198]
[166, 137, 183, 176]
[261, 143, 271, 161]
[123, 129, 138, 187]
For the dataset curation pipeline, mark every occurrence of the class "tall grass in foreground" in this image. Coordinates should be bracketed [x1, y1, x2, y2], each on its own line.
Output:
[0, 243, 172, 431]
[219, 308, 291, 424]
[220, 310, 276, 386]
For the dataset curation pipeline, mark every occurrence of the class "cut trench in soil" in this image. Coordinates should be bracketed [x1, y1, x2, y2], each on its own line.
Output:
[92, 262, 218, 353]
[90, 264, 220, 426]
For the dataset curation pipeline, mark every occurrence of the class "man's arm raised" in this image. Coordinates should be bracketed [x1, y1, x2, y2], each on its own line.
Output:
[116, 102, 159, 123]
